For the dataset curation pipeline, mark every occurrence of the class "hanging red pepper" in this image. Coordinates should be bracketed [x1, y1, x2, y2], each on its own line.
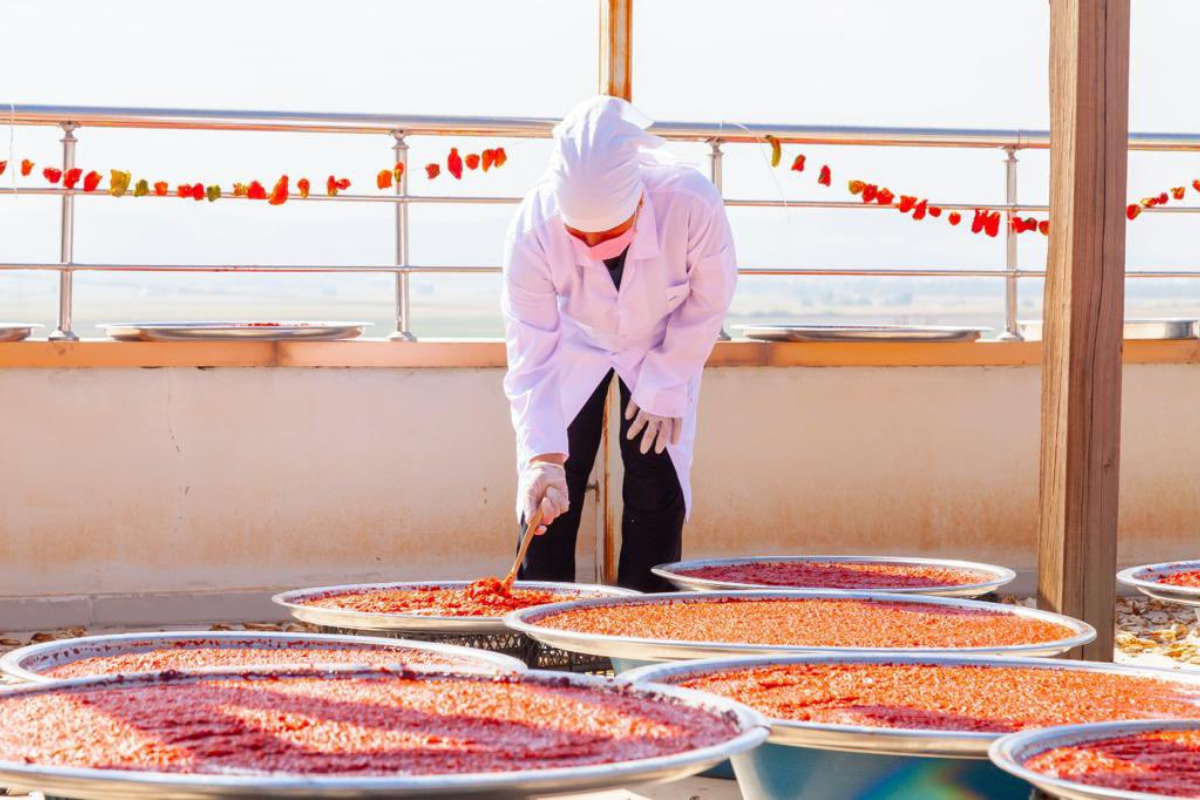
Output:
[983, 210, 1001, 237]
[21, 159, 34, 176]
[1172, 186, 1187, 200]
[297, 178, 310, 198]
[876, 188, 894, 205]
[43, 167, 62, 184]
[861, 184, 878, 203]
[82, 171, 102, 192]
[191, 183, 205, 201]
[233, 183, 249, 198]
[425, 163, 441, 180]
[1193, 179, 1200, 193]
[1156, 191, 1168, 205]
[928, 206, 942, 218]
[971, 209, 987, 233]
[63, 168, 82, 189]
[465, 153, 480, 171]
[1126, 203, 1141, 220]
[206, 185, 222, 202]
[817, 165, 831, 186]
[848, 180, 865, 195]
[790, 154, 806, 172]
[268, 176, 289, 205]
[912, 199, 928, 221]
[1039, 220, 1050, 236]
[247, 180, 267, 200]
[948, 210, 962, 226]
[325, 176, 350, 196]
[377, 169, 393, 190]
[494, 147, 507, 167]
[393, 162, 404, 183]
[447, 147, 464, 180]
[176, 184, 190, 198]
[1011, 216, 1029, 233]
[153, 181, 168, 196]
[481, 149, 495, 172]
[133, 179, 150, 197]
[898, 195, 918, 213]
[765, 135, 782, 168]
[0, 161, 6, 177]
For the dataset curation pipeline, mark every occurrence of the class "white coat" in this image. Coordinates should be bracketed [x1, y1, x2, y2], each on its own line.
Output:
[502, 162, 738, 517]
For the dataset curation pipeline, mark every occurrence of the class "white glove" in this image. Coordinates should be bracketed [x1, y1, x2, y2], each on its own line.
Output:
[518, 460, 570, 535]
[625, 399, 682, 455]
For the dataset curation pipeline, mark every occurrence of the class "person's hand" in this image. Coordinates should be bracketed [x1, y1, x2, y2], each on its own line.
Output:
[518, 459, 569, 535]
[625, 399, 682, 455]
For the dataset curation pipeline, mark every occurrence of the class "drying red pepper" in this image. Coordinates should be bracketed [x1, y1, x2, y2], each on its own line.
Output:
[929, 206, 942, 218]
[191, 183, 204, 201]
[817, 165, 831, 186]
[297, 178, 311, 198]
[325, 176, 350, 196]
[376, 169, 393, 190]
[848, 180, 866, 195]
[247, 181, 267, 200]
[425, 163, 441, 180]
[912, 200, 929, 221]
[898, 195, 918, 214]
[790, 154, 805, 172]
[876, 188, 894, 205]
[447, 148, 464, 180]
[269, 176, 289, 205]
[984, 210, 1001, 237]
[1156, 191, 1168, 205]
[1172, 186, 1187, 200]
[464, 153, 480, 171]
[1039, 220, 1050, 236]
[1193, 179, 1200, 193]
[481, 149, 495, 172]
[153, 181, 168, 196]
[393, 162, 404, 183]
[176, 184, 191, 198]
[82, 171, 102, 192]
[861, 184, 878, 203]
[494, 148, 507, 167]
[0, 161, 6, 177]
[63, 168, 82, 189]
[233, 183, 249, 198]
[971, 209, 986, 233]
[43, 167, 62, 184]
[21, 159, 34, 176]
[1126, 203, 1141, 220]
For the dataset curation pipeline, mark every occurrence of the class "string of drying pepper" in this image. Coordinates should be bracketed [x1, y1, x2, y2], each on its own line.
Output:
[0, 145, 507, 205]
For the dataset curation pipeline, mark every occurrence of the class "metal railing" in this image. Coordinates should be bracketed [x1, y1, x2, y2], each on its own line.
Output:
[4, 103, 1200, 341]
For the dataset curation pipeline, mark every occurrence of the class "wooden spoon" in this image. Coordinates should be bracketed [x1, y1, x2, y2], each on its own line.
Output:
[502, 507, 544, 591]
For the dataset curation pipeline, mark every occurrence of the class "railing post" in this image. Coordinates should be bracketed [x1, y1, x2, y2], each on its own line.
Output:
[49, 122, 79, 341]
[999, 146, 1023, 340]
[710, 138, 731, 341]
[389, 130, 415, 341]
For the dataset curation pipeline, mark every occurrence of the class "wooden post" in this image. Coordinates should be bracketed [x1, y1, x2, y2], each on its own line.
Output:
[599, 0, 633, 101]
[1037, 0, 1130, 661]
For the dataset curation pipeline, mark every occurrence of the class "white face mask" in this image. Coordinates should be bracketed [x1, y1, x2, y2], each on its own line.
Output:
[570, 220, 638, 261]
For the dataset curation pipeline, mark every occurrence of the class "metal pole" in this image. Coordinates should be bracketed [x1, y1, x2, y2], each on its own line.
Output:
[999, 146, 1023, 340]
[710, 138, 731, 341]
[49, 122, 79, 341]
[389, 130, 415, 341]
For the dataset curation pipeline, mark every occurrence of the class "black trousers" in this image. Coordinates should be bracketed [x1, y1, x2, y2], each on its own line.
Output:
[518, 371, 686, 592]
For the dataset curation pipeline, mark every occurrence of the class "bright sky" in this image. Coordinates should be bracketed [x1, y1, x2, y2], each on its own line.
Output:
[3, 1, 1200, 336]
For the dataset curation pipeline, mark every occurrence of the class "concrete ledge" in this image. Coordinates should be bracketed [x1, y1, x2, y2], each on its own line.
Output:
[3, 337, 1200, 369]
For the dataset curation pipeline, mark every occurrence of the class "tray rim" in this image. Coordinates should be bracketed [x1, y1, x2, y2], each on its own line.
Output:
[272, 580, 641, 634]
[735, 323, 989, 343]
[1117, 560, 1200, 607]
[505, 589, 1097, 662]
[0, 666, 770, 799]
[99, 321, 372, 342]
[989, 718, 1200, 800]
[0, 630, 525, 684]
[651, 555, 1016, 597]
[623, 652, 1200, 759]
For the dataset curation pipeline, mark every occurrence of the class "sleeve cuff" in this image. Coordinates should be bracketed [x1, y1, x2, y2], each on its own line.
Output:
[517, 430, 570, 468]
[631, 384, 688, 418]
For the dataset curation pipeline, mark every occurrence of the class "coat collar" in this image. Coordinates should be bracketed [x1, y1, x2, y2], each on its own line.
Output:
[567, 190, 659, 267]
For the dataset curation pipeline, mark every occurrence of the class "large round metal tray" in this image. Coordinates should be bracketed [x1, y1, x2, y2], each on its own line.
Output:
[737, 324, 987, 343]
[624, 654, 1200, 759]
[1117, 560, 1200, 608]
[990, 719, 1200, 800]
[0, 631, 524, 683]
[1020, 318, 1198, 342]
[0, 666, 770, 799]
[273, 581, 640, 634]
[0, 323, 41, 343]
[506, 590, 1096, 663]
[100, 321, 370, 342]
[652, 555, 1015, 597]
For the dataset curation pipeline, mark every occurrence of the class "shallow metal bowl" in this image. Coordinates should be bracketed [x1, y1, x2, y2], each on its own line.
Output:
[1117, 560, 1200, 608]
[990, 719, 1200, 800]
[0, 666, 770, 799]
[100, 321, 370, 342]
[273, 580, 640, 635]
[624, 653, 1200, 758]
[652, 555, 1015, 597]
[0, 631, 524, 683]
[737, 324, 987, 343]
[0, 323, 41, 342]
[506, 590, 1096, 666]
[1020, 318, 1197, 342]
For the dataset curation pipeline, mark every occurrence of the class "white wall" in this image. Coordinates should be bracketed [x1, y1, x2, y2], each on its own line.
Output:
[2, 363, 1197, 626]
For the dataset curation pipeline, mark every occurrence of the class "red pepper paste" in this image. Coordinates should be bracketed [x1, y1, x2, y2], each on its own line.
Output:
[675, 663, 1200, 732]
[1023, 729, 1200, 797]
[302, 585, 581, 617]
[41, 640, 489, 680]
[1159, 569, 1200, 588]
[534, 597, 1075, 649]
[0, 671, 740, 776]
[678, 561, 994, 590]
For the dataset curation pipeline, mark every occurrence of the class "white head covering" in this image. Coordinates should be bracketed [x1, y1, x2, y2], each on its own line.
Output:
[549, 96, 667, 233]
